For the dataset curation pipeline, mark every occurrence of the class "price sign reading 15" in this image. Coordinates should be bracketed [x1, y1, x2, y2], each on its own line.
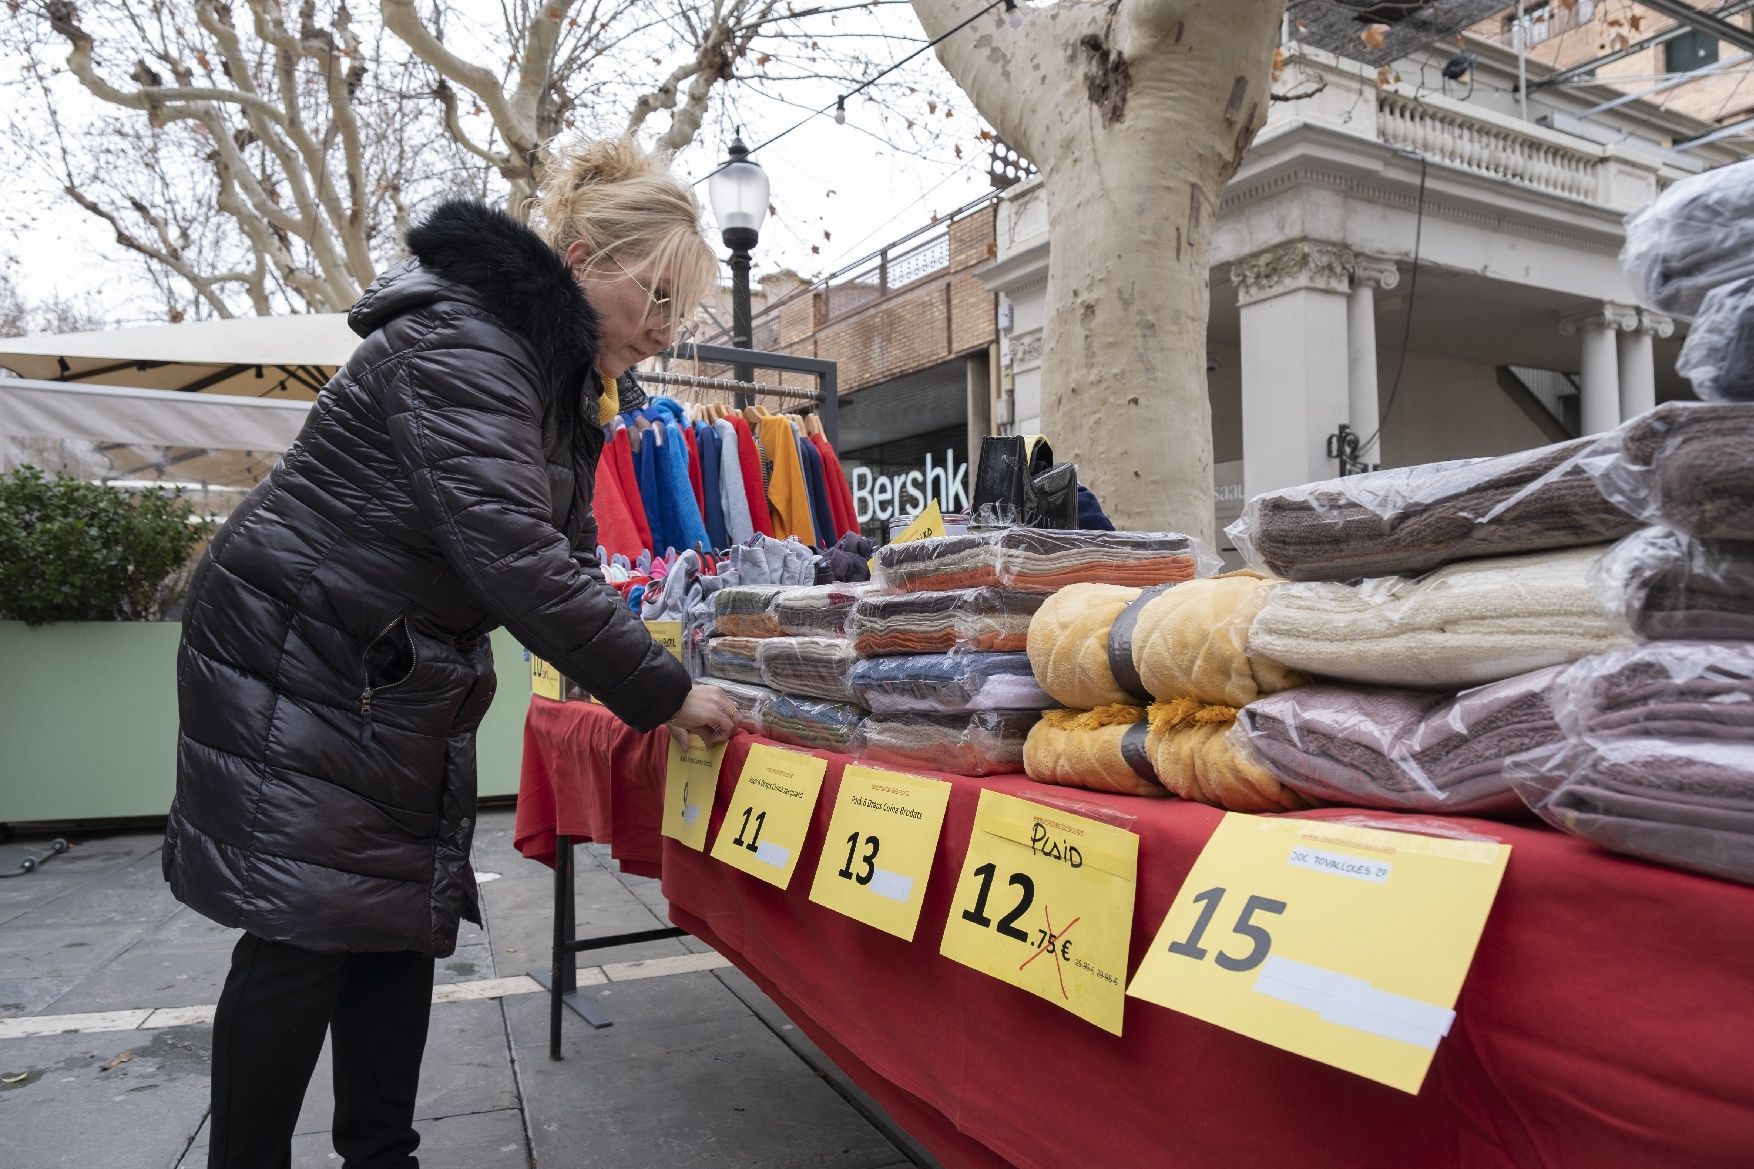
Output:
[1127, 814, 1510, 1094]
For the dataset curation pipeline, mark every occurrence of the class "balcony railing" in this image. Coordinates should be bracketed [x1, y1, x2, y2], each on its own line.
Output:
[1377, 89, 1600, 202]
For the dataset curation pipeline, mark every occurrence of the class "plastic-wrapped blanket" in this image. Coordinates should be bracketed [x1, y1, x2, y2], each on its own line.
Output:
[1505, 641, 1754, 885]
[1226, 437, 1638, 582]
[1027, 575, 1305, 710]
[759, 694, 864, 753]
[774, 583, 871, 638]
[874, 528, 1214, 594]
[859, 710, 1039, 778]
[705, 637, 765, 686]
[707, 679, 775, 731]
[1585, 401, 1754, 541]
[1024, 707, 1167, 798]
[848, 652, 1051, 714]
[756, 637, 859, 704]
[1248, 545, 1630, 689]
[713, 585, 795, 638]
[1620, 158, 1754, 318]
[1147, 699, 1310, 813]
[1676, 275, 1754, 401]
[1594, 528, 1754, 642]
[852, 588, 1044, 657]
[1235, 670, 1562, 816]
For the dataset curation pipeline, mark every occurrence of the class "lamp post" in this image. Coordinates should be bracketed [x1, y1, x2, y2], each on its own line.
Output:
[707, 132, 769, 393]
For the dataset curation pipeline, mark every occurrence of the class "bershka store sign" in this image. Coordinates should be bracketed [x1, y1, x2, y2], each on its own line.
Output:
[851, 450, 970, 525]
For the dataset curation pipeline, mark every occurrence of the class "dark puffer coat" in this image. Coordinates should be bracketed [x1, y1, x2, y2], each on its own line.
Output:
[164, 201, 691, 957]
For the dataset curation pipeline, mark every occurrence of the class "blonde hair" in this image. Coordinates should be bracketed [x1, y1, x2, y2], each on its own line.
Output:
[532, 136, 717, 339]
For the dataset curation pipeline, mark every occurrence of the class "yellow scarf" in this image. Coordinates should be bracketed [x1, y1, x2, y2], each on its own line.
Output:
[598, 373, 619, 425]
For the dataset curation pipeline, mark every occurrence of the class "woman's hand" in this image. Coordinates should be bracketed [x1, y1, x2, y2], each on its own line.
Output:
[667, 683, 738, 749]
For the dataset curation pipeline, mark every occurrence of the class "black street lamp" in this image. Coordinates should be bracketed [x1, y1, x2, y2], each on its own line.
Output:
[707, 132, 769, 390]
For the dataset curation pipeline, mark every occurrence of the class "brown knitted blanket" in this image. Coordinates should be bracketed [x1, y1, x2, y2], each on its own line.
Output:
[1590, 401, 1754, 541]
[756, 637, 859, 704]
[1507, 641, 1754, 885]
[1232, 436, 1639, 582]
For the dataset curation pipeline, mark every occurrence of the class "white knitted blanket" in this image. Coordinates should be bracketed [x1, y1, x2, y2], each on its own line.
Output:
[1247, 545, 1631, 690]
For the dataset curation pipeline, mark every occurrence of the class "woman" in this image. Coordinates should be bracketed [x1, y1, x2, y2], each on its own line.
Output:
[165, 138, 738, 1168]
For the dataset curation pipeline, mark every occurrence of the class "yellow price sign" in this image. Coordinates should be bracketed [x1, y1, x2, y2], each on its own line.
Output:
[1126, 814, 1510, 1094]
[645, 620, 684, 663]
[530, 655, 565, 701]
[709, 743, 828, 889]
[893, 500, 946, 545]
[661, 736, 726, 852]
[807, 765, 952, 941]
[939, 790, 1139, 1035]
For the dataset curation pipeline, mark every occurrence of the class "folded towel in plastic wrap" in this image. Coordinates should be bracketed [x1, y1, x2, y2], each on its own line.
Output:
[706, 679, 776, 731]
[705, 637, 765, 686]
[759, 694, 865, 753]
[848, 652, 1051, 714]
[859, 711, 1039, 778]
[774, 582, 872, 638]
[1226, 437, 1638, 583]
[757, 637, 859, 704]
[713, 585, 797, 638]
[873, 528, 1215, 594]
[1593, 528, 1754, 642]
[1584, 401, 1754, 542]
[852, 587, 1045, 657]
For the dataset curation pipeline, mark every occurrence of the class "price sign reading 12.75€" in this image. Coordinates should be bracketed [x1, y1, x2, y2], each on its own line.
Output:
[940, 790, 1139, 1035]
[660, 736, 726, 852]
[709, 744, 828, 889]
[1127, 813, 1510, 1094]
[807, 765, 952, 941]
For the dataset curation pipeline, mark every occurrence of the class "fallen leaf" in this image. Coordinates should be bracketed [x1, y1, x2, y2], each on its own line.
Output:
[2, 1072, 26, 1084]
[1629, 13, 1643, 32]
[1361, 23, 1388, 49]
[100, 1051, 133, 1072]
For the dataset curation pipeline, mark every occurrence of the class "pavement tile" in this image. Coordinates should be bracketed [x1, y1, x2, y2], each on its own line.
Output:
[0, 1024, 211, 1169]
[43, 940, 238, 1014]
[436, 943, 495, 986]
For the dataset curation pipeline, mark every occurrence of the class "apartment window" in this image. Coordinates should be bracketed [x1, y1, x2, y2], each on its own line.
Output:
[1506, 0, 1597, 48]
[1665, 28, 1721, 74]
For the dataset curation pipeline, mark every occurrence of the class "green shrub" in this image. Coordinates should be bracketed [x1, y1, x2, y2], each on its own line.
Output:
[0, 466, 214, 625]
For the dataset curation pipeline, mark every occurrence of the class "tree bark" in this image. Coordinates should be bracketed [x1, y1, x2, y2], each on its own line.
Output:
[912, 0, 1285, 541]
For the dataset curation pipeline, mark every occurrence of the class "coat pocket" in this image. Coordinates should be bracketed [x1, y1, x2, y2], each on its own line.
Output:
[359, 615, 418, 745]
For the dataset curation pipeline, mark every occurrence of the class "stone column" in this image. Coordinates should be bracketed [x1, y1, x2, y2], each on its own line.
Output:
[1233, 240, 1356, 500]
[1560, 305, 1639, 435]
[1348, 256, 1400, 464]
[1617, 309, 1674, 422]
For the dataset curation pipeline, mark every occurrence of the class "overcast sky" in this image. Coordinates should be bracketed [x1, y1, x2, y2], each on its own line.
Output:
[4, 2, 1000, 327]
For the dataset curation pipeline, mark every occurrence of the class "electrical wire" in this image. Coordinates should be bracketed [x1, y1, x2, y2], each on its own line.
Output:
[1356, 153, 1427, 460]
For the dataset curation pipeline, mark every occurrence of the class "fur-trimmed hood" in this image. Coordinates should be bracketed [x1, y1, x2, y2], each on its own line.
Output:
[349, 200, 599, 385]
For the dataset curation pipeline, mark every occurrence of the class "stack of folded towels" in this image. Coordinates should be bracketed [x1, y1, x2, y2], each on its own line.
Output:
[1226, 402, 1754, 884]
[1022, 573, 1310, 811]
[841, 528, 1213, 776]
[706, 583, 872, 753]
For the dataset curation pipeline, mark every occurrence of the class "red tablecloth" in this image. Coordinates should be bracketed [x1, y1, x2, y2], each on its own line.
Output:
[518, 698, 1754, 1169]
[513, 695, 669, 876]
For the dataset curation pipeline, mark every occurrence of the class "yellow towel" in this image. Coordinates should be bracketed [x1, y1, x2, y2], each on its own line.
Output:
[758, 414, 815, 543]
[1023, 706, 1167, 798]
[1026, 583, 1145, 709]
[1145, 699, 1311, 813]
[1133, 572, 1307, 707]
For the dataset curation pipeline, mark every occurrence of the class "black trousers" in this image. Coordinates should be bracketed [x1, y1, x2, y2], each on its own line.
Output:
[208, 932, 436, 1169]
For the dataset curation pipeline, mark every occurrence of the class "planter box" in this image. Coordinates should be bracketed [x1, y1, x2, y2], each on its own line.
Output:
[0, 622, 527, 825]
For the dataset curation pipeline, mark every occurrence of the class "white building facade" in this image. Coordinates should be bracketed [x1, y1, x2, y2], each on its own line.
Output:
[983, 39, 1748, 544]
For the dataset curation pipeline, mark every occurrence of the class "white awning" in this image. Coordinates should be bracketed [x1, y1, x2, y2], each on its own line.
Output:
[0, 313, 358, 397]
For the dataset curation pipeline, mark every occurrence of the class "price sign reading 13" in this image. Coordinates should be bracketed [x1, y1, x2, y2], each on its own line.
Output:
[808, 766, 951, 941]
[940, 790, 1139, 1035]
[1127, 814, 1510, 1094]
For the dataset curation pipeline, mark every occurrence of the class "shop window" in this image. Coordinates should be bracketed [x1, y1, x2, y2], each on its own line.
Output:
[1665, 28, 1721, 74]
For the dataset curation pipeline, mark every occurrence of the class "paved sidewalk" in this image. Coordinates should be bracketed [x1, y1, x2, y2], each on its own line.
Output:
[0, 810, 938, 1169]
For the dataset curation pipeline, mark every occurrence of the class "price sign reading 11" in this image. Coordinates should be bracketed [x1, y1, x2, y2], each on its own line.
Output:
[709, 744, 828, 889]
[1127, 813, 1510, 1093]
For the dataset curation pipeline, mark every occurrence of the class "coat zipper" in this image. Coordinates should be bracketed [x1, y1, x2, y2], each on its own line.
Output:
[359, 615, 417, 746]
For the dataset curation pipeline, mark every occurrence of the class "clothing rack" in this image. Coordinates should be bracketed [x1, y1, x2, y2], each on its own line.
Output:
[647, 342, 839, 447]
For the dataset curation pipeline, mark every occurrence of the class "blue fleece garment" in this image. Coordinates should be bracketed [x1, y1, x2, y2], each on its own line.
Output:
[797, 435, 836, 549]
[634, 427, 664, 551]
[695, 422, 729, 550]
[659, 421, 712, 553]
[645, 396, 689, 429]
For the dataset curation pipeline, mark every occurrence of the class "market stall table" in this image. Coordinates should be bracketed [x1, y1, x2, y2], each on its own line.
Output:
[517, 696, 1754, 1169]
